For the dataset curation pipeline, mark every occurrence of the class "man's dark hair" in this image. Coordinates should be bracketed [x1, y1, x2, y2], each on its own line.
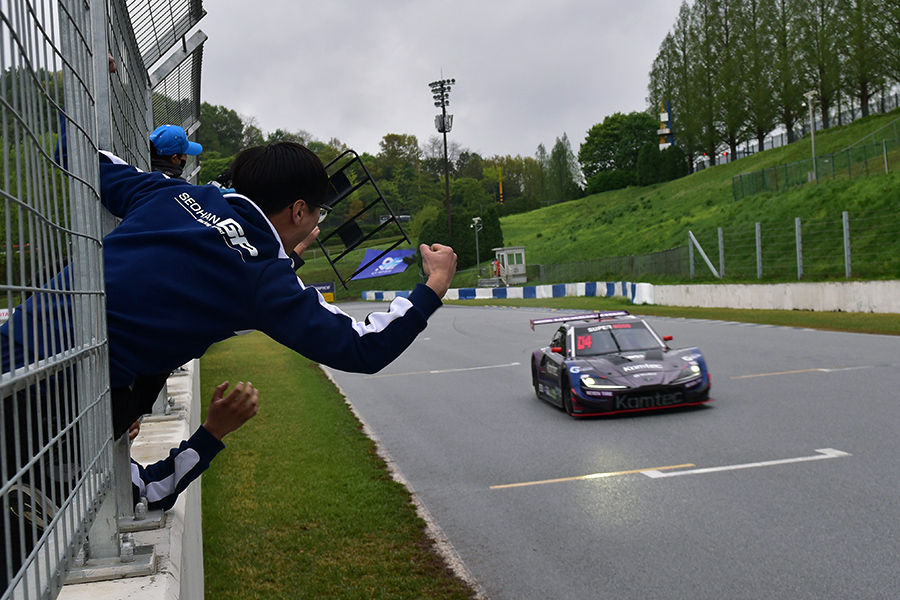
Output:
[230, 142, 329, 216]
[149, 143, 169, 160]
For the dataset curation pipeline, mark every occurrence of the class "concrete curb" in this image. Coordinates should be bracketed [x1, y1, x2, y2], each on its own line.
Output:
[362, 281, 640, 303]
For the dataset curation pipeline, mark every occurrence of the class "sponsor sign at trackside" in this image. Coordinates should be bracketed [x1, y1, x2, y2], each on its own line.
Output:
[309, 282, 335, 302]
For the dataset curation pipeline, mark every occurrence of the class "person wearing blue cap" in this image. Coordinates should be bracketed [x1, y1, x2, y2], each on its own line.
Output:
[149, 124, 203, 179]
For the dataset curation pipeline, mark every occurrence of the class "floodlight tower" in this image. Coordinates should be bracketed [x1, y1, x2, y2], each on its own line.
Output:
[429, 77, 455, 235]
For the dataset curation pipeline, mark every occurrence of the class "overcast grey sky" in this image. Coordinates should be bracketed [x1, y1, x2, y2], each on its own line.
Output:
[200, 1, 682, 159]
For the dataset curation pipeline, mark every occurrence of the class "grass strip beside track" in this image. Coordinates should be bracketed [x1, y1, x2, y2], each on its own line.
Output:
[200, 331, 475, 600]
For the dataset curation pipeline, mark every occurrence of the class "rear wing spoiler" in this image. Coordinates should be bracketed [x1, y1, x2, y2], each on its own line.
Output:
[529, 310, 630, 330]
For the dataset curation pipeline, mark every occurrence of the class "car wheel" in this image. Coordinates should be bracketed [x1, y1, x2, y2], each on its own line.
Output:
[531, 363, 541, 399]
[562, 376, 575, 416]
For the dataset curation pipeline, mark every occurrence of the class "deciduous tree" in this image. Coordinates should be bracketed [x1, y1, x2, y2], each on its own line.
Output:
[744, 0, 778, 149]
[198, 103, 244, 155]
[838, 0, 886, 118]
[796, 0, 842, 128]
[549, 133, 582, 202]
[578, 112, 657, 179]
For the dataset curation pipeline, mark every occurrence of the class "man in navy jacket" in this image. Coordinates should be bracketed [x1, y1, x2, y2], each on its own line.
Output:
[1, 142, 457, 438]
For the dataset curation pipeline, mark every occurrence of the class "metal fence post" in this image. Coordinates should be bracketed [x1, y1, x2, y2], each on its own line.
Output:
[843, 211, 851, 279]
[884, 140, 889, 174]
[688, 235, 695, 280]
[795, 217, 803, 280]
[756, 222, 762, 279]
[718, 227, 724, 278]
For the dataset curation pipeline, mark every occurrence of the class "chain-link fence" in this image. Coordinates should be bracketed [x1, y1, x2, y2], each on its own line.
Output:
[528, 246, 690, 284]
[686, 209, 899, 281]
[529, 209, 900, 285]
[1, 1, 204, 597]
[733, 118, 900, 201]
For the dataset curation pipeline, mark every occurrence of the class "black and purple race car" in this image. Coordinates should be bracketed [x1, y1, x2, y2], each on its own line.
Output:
[530, 311, 712, 417]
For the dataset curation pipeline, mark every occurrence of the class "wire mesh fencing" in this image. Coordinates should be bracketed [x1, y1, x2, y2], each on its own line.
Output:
[528, 209, 900, 286]
[1, 1, 111, 597]
[733, 135, 900, 201]
[528, 246, 690, 284]
[2, 0, 205, 597]
[687, 209, 900, 282]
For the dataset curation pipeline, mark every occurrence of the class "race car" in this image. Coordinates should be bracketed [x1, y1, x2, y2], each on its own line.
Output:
[530, 311, 712, 417]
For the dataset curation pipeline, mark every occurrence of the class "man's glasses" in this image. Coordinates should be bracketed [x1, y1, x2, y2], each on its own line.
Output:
[317, 204, 332, 224]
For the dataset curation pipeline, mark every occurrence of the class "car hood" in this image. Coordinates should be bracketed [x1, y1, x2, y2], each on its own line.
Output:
[570, 348, 703, 387]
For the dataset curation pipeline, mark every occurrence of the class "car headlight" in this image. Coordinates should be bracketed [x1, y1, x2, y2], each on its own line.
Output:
[672, 364, 702, 383]
[580, 375, 627, 390]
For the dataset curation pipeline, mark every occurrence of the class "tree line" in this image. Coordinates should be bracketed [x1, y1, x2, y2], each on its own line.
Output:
[647, 0, 900, 166]
[196, 102, 586, 269]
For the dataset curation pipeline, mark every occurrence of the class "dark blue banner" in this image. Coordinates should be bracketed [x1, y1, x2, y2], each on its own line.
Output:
[309, 282, 335, 301]
[351, 249, 416, 280]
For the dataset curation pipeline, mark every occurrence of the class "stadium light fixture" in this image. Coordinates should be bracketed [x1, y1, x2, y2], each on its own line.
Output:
[428, 78, 456, 236]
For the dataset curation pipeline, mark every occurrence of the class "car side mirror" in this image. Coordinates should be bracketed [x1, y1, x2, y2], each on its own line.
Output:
[663, 335, 673, 342]
[551, 346, 563, 355]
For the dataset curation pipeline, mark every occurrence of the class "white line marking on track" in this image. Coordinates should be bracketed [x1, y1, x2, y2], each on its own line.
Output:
[732, 365, 881, 379]
[364, 362, 521, 378]
[491, 463, 695, 490]
[641, 448, 851, 479]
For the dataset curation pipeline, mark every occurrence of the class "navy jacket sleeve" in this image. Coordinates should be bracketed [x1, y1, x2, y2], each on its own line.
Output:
[254, 261, 443, 374]
[131, 425, 225, 511]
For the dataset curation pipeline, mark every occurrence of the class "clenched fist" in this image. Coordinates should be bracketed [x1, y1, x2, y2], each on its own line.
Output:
[420, 243, 457, 298]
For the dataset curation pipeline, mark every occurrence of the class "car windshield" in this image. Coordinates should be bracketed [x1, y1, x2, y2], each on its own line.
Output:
[572, 322, 661, 356]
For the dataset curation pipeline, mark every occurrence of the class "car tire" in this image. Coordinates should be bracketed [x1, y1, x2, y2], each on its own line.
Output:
[531, 362, 541, 400]
[562, 376, 575, 416]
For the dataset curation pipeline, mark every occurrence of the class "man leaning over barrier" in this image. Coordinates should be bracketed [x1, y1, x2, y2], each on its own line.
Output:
[0, 141, 458, 440]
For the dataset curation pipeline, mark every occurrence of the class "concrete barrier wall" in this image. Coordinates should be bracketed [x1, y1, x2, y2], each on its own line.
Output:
[362, 280, 900, 314]
[651, 280, 900, 313]
[59, 361, 204, 600]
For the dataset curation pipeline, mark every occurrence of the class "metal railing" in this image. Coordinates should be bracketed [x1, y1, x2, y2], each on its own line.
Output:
[1, 1, 204, 597]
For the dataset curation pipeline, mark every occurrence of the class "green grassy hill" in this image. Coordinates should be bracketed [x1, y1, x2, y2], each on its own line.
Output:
[500, 109, 900, 270]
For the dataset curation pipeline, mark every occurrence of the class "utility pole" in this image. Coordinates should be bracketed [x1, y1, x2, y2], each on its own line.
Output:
[471, 216, 482, 276]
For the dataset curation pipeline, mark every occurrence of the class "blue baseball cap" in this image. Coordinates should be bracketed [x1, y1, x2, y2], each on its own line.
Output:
[149, 125, 203, 156]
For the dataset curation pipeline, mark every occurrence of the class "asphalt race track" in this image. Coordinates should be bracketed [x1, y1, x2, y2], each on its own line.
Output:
[327, 302, 900, 600]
